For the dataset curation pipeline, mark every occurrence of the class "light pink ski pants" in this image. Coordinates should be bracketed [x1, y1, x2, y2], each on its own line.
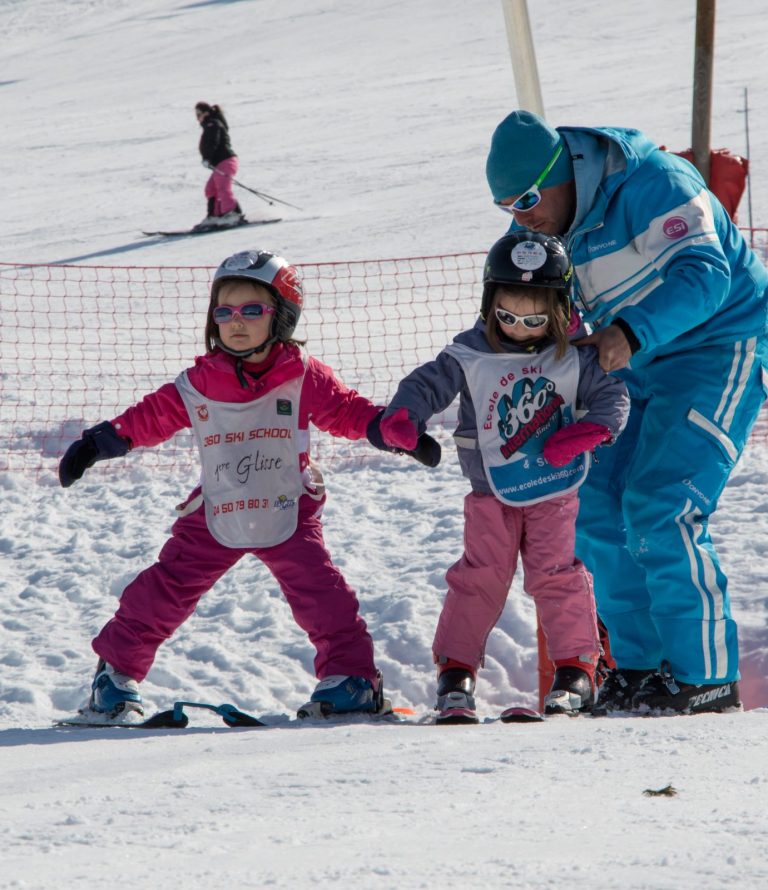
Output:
[204, 156, 239, 215]
[93, 493, 377, 683]
[433, 491, 599, 669]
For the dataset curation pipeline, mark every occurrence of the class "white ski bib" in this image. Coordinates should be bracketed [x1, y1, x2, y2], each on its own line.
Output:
[446, 342, 588, 505]
[176, 370, 305, 548]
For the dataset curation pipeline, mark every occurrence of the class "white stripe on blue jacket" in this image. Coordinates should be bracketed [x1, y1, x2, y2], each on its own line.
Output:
[509, 126, 768, 370]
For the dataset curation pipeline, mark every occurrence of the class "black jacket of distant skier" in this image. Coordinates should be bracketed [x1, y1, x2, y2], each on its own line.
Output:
[199, 113, 236, 167]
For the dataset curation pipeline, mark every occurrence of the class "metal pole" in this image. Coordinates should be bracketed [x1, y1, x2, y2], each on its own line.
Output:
[207, 164, 304, 210]
[742, 86, 754, 246]
[691, 0, 715, 184]
[500, 0, 545, 116]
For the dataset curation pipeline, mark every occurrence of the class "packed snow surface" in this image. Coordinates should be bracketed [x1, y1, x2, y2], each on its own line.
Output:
[1, 2, 766, 887]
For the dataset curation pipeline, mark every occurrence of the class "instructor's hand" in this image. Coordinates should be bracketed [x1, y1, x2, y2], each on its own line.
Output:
[575, 324, 632, 372]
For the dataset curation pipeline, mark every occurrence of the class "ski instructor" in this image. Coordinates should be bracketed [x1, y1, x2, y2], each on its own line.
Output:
[485, 109, 768, 715]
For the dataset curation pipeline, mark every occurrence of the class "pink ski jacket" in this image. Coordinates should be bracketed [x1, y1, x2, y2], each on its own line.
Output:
[110, 344, 380, 468]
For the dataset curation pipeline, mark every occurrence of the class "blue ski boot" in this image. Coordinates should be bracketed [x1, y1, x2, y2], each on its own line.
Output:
[89, 660, 144, 719]
[297, 672, 384, 718]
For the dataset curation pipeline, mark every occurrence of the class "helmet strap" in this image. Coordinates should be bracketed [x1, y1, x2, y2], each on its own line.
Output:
[213, 335, 276, 388]
[498, 329, 547, 352]
[560, 294, 572, 324]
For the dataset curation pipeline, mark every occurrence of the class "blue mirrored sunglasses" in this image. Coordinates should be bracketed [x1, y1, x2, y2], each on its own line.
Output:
[212, 302, 276, 324]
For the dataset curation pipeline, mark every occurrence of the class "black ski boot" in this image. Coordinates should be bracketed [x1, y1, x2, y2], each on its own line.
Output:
[544, 666, 594, 715]
[592, 667, 655, 716]
[193, 198, 218, 231]
[631, 662, 742, 715]
[435, 668, 478, 725]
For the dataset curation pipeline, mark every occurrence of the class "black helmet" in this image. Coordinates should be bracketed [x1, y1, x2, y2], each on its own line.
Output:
[480, 230, 573, 320]
[211, 249, 303, 344]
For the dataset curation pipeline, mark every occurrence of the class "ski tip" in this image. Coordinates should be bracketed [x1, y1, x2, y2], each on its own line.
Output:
[216, 704, 266, 727]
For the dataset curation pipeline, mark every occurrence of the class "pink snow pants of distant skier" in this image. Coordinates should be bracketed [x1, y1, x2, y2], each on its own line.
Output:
[92, 493, 377, 683]
[432, 491, 599, 669]
[204, 156, 239, 216]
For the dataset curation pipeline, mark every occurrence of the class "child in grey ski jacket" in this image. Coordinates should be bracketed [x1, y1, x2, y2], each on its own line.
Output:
[378, 231, 629, 720]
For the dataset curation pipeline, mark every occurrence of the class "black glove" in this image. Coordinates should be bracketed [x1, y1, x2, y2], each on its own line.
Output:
[58, 421, 130, 488]
[409, 431, 442, 468]
[366, 411, 441, 468]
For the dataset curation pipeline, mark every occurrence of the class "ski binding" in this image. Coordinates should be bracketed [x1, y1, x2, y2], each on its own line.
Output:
[296, 697, 395, 720]
[435, 707, 479, 725]
[499, 706, 545, 723]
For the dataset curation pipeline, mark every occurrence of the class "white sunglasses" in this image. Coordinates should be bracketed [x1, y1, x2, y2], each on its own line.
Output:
[495, 307, 549, 329]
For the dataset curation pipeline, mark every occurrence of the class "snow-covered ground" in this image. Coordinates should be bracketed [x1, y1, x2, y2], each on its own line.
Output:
[1, 2, 767, 888]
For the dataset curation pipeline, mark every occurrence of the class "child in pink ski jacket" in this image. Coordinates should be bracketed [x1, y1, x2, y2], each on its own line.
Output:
[378, 232, 629, 722]
[59, 249, 440, 722]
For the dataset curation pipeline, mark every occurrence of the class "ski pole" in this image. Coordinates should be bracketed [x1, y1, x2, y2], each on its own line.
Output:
[206, 164, 304, 211]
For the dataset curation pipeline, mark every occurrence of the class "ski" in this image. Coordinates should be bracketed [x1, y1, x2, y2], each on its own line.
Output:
[55, 699, 418, 731]
[142, 218, 282, 238]
[499, 706, 545, 723]
[54, 704, 547, 729]
[55, 700, 265, 730]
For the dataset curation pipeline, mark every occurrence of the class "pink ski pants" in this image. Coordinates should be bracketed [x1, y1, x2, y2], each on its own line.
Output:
[204, 156, 239, 216]
[433, 491, 599, 669]
[92, 493, 377, 683]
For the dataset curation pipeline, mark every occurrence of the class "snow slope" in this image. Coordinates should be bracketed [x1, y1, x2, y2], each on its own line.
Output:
[1, 2, 767, 888]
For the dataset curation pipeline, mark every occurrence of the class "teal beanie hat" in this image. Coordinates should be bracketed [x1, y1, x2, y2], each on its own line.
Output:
[486, 110, 574, 203]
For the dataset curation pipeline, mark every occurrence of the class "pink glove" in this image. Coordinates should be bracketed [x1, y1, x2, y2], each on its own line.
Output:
[543, 421, 612, 467]
[380, 407, 419, 451]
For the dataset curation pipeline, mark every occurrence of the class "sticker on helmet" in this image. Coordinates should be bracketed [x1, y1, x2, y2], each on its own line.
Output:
[223, 251, 258, 270]
[510, 242, 547, 271]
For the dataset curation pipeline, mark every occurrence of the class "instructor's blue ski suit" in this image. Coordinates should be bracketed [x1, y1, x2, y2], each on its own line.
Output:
[514, 126, 768, 684]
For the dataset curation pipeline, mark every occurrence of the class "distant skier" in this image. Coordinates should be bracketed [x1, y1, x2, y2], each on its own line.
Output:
[58, 249, 439, 722]
[194, 101, 244, 229]
[373, 231, 629, 723]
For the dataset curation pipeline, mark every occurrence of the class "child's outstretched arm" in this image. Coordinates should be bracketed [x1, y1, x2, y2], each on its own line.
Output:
[302, 356, 442, 467]
[302, 357, 381, 438]
[377, 350, 465, 458]
[366, 408, 441, 467]
[59, 421, 130, 487]
[59, 382, 192, 487]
